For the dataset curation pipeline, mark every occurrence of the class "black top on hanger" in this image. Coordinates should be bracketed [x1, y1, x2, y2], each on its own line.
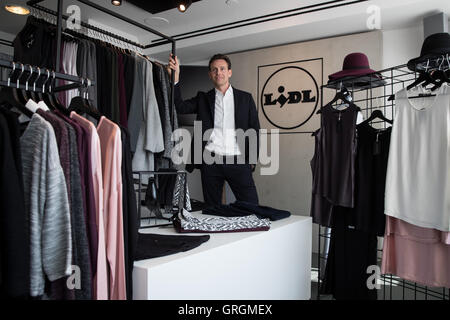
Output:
[360, 109, 393, 125]
[68, 81, 102, 121]
[317, 86, 353, 114]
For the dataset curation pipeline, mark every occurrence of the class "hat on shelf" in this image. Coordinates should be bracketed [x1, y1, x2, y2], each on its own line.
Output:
[328, 52, 380, 81]
[407, 32, 450, 71]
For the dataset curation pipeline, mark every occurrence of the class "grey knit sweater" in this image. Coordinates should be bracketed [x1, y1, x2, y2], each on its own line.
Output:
[20, 113, 72, 297]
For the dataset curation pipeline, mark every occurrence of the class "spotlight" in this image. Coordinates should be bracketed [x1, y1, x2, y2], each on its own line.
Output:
[178, 0, 192, 13]
[5, 4, 30, 15]
[111, 0, 122, 6]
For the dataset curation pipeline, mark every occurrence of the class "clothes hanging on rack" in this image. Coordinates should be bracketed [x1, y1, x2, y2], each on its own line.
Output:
[380, 83, 450, 288]
[320, 207, 378, 300]
[347, 122, 391, 236]
[97, 116, 126, 300]
[7, 11, 183, 300]
[0, 106, 29, 299]
[0, 88, 140, 300]
[385, 84, 450, 233]
[312, 89, 394, 300]
[310, 102, 360, 227]
[381, 216, 450, 288]
[21, 113, 72, 298]
[119, 126, 138, 301]
[130, 55, 164, 173]
[70, 111, 107, 300]
[13, 17, 181, 177]
[13, 16, 56, 70]
[37, 108, 92, 300]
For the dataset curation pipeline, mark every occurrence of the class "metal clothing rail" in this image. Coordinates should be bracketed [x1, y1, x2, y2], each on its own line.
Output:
[316, 63, 450, 301]
[0, 58, 93, 92]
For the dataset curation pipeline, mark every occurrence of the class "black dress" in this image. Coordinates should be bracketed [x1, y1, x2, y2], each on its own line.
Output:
[321, 206, 378, 300]
[347, 122, 392, 236]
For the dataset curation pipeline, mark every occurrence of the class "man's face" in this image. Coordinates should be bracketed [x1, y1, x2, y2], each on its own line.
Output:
[208, 59, 232, 88]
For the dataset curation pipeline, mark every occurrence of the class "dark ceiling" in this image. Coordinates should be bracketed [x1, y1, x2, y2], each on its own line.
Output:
[126, 0, 202, 14]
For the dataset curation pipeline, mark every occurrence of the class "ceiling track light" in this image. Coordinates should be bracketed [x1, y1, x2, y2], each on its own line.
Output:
[111, 0, 122, 6]
[178, 0, 192, 13]
[5, 4, 30, 15]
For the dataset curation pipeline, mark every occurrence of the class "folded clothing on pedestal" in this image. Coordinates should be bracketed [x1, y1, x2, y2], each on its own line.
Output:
[174, 209, 270, 233]
[135, 233, 210, 260]
[203, 201, 291, 221]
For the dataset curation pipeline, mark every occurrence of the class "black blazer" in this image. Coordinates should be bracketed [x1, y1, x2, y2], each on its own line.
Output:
[174, 83, 260, 172]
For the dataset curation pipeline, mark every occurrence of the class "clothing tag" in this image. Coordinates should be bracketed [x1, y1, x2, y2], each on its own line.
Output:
[373, 133, 380, 155]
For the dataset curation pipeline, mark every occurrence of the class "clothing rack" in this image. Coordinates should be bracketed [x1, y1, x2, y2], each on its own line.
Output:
[26, 0, 182, 228]
[316, 63, 450, 300]
[26, 0, 177, 131]
[0, 58, 93, 92]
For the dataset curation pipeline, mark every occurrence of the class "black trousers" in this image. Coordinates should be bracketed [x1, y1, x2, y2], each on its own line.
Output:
[200, 162, 259, 206]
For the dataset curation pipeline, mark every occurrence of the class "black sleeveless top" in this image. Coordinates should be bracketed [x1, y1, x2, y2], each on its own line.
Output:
[347, 122, 391, 236]
[310, 102, 359, 226]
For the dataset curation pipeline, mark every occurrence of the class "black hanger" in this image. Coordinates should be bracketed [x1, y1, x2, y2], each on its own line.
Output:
[48, 70, 71, 114]
[37, 69, 55, 109]
[0, 63, 33, 118]
[317, 85, 353, 114]
[22, 64, 38, 102]
[0, 87, 34, 118]
[388, 71, 438, 101]
[68, 79, 102, 121]
[360, 109, 393, 125]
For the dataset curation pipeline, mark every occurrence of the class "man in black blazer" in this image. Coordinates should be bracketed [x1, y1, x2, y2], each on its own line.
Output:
[168, 53, 260, 205]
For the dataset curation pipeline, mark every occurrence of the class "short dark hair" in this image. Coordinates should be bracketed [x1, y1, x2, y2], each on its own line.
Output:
[209, 54, 232, 70]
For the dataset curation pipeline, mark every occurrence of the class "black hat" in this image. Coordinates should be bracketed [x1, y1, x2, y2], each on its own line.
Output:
[407, 33, 450, 71]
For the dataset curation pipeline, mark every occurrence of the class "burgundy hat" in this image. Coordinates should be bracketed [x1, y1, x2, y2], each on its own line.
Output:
[328, 52, 380, 81]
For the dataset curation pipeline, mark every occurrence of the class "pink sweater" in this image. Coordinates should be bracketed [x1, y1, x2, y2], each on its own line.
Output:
[97, 116, 126, 300]
[70, 112, 108, 300]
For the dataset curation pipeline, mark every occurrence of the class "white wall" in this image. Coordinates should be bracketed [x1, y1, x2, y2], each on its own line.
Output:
[382, 25, 424, 69]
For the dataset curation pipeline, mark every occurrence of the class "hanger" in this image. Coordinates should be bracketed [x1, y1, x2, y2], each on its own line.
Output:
[37, 69, 55, 109]
[429, 55, 450, 91]
[32, 66, 41, 102]
[317, 84, 354, 114]
[68, 78, 102, 120]
[48, 70, 67, 111]
[360, 109, 393, 126]
[16, 63, 31, 104]
[388, 59, 438, 101]
[0, 62, 34, 118]
[22, 64, 38, 102]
